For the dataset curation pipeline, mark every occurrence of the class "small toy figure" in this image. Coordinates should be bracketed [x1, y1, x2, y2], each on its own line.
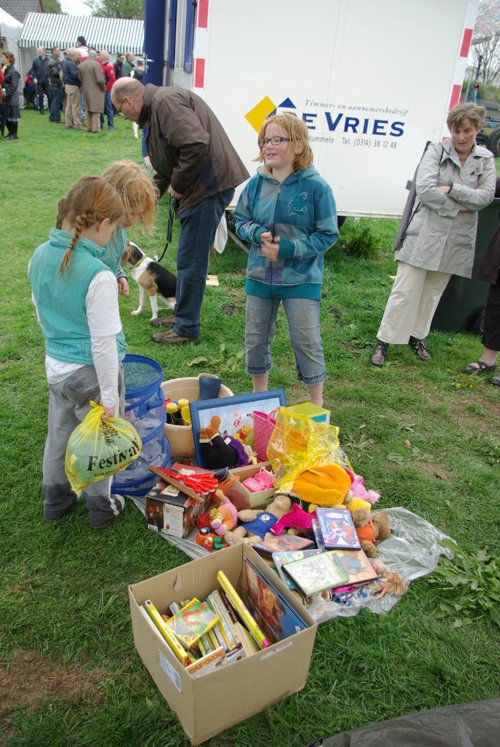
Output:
[270, 501, 316, 536]
[209, 489, 238, 537]
[351, 509, 391, 557]
[199, 415, 250, 469]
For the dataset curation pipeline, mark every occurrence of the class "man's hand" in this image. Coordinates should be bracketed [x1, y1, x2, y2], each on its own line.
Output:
[117, 277, 129, 296]
[168, 185, 182, 199]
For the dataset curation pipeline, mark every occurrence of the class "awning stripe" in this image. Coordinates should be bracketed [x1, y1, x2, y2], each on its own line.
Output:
[19, 12, 144, 56]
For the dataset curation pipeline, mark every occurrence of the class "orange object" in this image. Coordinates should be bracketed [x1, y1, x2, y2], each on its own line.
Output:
[293, 464, 351, 507]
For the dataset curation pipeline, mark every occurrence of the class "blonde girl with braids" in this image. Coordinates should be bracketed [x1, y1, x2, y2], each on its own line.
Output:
[29, 176, 130, 530]
[100, 159, 158, 296]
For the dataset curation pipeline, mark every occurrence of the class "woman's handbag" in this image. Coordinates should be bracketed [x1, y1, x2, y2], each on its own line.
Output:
[394, 141, 432, 252]
[252, 409, 277, 462]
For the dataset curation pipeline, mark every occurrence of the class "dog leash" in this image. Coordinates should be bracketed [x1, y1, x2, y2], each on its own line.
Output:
[155, 195, 177, 264]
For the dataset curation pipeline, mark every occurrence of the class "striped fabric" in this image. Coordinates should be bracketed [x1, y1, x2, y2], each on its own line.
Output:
[19, 12, 144, 55]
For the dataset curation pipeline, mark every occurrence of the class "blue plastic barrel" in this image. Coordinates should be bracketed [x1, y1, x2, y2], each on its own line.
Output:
[113, 355, 171, 496]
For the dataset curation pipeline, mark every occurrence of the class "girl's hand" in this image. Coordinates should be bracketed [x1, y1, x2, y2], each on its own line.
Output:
[261, 235, 280, 262]
[117, 277, 129, 296]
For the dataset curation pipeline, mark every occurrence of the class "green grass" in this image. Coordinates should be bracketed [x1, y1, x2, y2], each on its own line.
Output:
[1, 110, 499, 746]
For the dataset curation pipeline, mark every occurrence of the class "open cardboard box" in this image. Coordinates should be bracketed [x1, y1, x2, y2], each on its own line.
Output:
[128, 544, 317, 745]
[229, 462, 276, 509]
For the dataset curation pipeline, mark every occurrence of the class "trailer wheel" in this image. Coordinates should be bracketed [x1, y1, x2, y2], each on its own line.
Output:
[486, 128, 500, 158]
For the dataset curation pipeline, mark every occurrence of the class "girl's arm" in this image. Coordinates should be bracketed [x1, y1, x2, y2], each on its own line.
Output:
[234, 185, 268, 245]
[86, 272, 122, 416]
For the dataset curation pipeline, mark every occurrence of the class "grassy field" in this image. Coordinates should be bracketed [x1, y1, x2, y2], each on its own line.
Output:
[0, 110, 499, 747]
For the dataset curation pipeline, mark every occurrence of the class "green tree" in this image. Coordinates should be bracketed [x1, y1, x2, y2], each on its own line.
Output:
[43, 0, 62, 12]
[85, 0, 144, 19]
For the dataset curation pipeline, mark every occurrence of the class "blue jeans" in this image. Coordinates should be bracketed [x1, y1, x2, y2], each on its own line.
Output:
[173, 189, 234, 339]
[100, 92, 114, 129]
[246, 295, 326, 385]
[49, 86, 64, 121]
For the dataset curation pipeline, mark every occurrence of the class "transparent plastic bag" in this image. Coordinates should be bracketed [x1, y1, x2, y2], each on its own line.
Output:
[65, 401, 142, 492]
[267, 406, 351, 488]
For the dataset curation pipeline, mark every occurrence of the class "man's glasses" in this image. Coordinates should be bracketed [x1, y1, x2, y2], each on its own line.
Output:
[259, 136, 290, 147]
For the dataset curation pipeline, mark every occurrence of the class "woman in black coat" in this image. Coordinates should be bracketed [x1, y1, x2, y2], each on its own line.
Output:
[464, 178, 500, 386]
[2, 51, 21, 140]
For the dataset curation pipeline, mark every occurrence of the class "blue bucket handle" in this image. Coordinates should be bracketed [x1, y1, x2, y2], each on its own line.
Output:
[136, 397, 165, 418]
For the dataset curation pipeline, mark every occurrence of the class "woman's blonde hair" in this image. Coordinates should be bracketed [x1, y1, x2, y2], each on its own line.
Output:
[101, 160, 157, 231]
[257, 113, 314, 171]
[447, 102, 486, 131]
[57, 176, 124, 274]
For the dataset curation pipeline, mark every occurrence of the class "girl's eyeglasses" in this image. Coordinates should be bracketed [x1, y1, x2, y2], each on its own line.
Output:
[259, 136, 290, 147]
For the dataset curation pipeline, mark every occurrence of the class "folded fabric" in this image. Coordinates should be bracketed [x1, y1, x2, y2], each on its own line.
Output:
[293, 464, 352, 507]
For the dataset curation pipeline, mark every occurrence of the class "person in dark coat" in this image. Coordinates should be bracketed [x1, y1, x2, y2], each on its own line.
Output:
[2, 51, 21, 140]
[32, 46, 50, 114]
[111, 77, 250, 345]
[48, 46, 64, 123]
[464, 179, 500, 386]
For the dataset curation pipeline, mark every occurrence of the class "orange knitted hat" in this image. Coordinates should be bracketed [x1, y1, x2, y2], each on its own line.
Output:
[293, 464, 351, 507]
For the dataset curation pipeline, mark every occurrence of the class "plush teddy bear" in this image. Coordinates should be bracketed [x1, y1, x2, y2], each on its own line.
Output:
[351, 508, 391, 557]
[226, 494, 292, 546]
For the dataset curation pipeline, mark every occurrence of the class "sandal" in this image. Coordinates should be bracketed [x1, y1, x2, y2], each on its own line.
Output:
[463, 361, 496, 375]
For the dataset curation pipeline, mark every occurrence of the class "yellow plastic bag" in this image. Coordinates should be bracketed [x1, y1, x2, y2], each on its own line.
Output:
[267, 406, 350, 488]
[65, 402, 142, 492]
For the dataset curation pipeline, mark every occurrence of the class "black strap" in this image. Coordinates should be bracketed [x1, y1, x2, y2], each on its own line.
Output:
[155, 195, 177, 264]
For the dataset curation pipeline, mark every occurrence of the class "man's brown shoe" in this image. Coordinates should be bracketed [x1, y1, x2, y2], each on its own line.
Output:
[152, 331, 200, 345]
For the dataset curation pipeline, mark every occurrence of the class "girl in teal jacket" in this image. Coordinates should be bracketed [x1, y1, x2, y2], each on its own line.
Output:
[235, 114, 338, 406]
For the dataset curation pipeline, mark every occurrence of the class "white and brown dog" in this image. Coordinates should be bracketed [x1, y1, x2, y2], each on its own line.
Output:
[122, 241, 177, 322]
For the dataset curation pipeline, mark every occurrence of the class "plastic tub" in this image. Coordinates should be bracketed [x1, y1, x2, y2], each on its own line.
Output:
[161, 377, 234, 457]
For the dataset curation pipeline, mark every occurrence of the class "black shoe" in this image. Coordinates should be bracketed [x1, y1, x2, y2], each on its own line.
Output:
[409, 336, 432, 361]
[371, 340, 388, 367]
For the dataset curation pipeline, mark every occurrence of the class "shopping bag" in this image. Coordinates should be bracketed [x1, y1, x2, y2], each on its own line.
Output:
[252, 409, 277, 462]
[65, 401, 142, 492]
[267, 406, 350, 488]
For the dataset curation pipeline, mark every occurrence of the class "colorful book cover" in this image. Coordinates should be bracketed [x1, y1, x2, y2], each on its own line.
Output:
[282, 552, 349, 597]
[327, 548, 378, 586]
[166, 600, 220, 648]
[185, 646, 226, 676]
[253, 534, 315, 555]
[272, 549, 322, 591]
[311, 516, 325, 550]
[243, 558, 308, 644]
[315, 507, 361, 550]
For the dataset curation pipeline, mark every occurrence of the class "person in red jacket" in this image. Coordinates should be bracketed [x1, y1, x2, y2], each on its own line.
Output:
[99, 50, 115, 130]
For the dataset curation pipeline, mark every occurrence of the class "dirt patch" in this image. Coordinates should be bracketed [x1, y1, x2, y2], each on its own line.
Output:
[416, 462, 451, 481]
[0, 649, 104, 718]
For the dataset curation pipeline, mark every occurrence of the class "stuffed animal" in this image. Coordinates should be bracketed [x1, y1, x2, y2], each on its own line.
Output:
[209, 488, 238, 537]
[371, 559, 408, 597]
[270, 502, 316, 536]
[199, 415, 249, 469]
[293, 464, 352, 507]
[226, 494, 292, 545]
[351, 509, 391, 557]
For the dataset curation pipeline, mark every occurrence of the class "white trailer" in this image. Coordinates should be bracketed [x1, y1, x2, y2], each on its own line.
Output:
[160, 0, 478, 217]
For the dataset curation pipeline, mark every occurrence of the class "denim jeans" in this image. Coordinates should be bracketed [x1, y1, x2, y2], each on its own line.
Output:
[246, 295, 326, 385]
[173, 189, 234, 339]
[49, 85, 64, 121]
[100, 92, 114, 129]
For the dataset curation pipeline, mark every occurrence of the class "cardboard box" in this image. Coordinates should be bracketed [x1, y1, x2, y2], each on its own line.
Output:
[145, 483, 210, 539]
[287, 402, 330, 424]
[229, 462, 276, 509]
[128, 544, 317, 745]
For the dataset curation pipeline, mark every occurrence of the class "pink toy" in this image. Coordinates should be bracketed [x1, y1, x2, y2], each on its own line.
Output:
[350, 474, 380, 504]
[210, 489, 238, 537]
[242, 469, 274, 493]
[270, 502, 316, 536]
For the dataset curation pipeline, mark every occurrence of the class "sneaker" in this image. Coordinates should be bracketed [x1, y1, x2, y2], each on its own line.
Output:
[152, 331, 200, 345]
[371, 340, 389, 367]
[409, 336, 432, 361]
[44, 496, 77, 521]
[89, 495, 126, 529]
[489, 375, 500, 387]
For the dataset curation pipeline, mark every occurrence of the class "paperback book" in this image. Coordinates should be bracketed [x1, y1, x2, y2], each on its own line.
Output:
[253, 534, 315, 555]
[167, 599, 220, 648]
[282, 552, 349, 597]
[243, 557, 308, 643]
[315, 507, 361, 550]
